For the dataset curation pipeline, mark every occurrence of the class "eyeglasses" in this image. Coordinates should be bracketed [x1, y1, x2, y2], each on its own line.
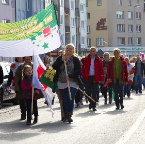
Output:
[114, 53, 119, 54]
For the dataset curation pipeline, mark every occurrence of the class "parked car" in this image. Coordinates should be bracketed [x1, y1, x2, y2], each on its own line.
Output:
[0, 62, 19, 109]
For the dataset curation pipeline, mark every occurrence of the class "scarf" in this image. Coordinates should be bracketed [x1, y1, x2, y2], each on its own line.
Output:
[113, 58, 123, 85]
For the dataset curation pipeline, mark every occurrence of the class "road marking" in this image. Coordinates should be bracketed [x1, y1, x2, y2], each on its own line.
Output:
[116, 108, 145, 144]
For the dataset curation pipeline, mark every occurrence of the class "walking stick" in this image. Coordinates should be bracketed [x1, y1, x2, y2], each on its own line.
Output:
[61, 45, 72, 100]
[78, 88, 96, 103]
[31, 86, 34, 114]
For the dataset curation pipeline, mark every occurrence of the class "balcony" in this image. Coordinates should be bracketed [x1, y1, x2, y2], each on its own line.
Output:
[65, 26, 70, 33]
[64, 7, 69, 15]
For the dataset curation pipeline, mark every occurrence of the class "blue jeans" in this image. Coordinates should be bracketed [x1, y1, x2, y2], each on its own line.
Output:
[124, 84, 131, 97]
[113, 79, 123, 108]
[59, 87, 77, 113]
[135, 75, 142, 92]
[142, 78, 145, 88]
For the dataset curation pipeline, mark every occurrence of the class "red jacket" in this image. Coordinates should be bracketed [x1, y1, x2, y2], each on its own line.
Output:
[82, 54, 104, 82]
[107, 57, 128, 82]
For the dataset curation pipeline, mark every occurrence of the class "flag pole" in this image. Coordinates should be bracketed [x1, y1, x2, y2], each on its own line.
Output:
[61, 45, 72, 100]
[56, 0, 72, 100]
[31, 86, 34, 114]
[78, 88, 96, 103]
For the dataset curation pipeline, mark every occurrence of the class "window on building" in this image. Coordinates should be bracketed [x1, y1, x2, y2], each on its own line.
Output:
[137, 0, 139, 4]
[71, 0, 74, 10]
[34, 0, 36, 13]
[129, 0, 131, 6]
[97, 38, 104, 46]
[37, 0, 40, 12]
[72, 18, 75, 27]
[60, 15, 63, 25]
[117, 24, 125, 32]
[41, 0, 43, 11]
[97, 0, 102, 5]
[136, 12, 141, 19]
[136, 25, 141, 32]
[80, 4, 84, 12]
[27, 0, 30, 11]
[87, 25, 90, 33]
[2, 19, 10, 23]
[116, 11, 124, 19]
[81, 21, 84, 28]
[117, 37, 125, 45]
[11, 0, 15, 8]
[82, 37, 85, 45]
[2, 0, 9, 5]
[128, 37, 133, 45]
[128, 12, 132, 19]
[61, 34, 64, 44]
[87, 39, 91, 47]
[119, 0, 122, 5]
[128, 25, 133, 32]
[86, 0, 88, 7]
[60, 0, 63, 6]
[87, 13, 90, 20]
[72, 35, 75, 45]
[137, 38, 141, 45]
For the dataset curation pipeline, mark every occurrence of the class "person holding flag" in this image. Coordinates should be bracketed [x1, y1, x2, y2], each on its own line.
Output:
[107, 48, 128, 110]
[52, 43, 81, 123]
[22, 65, 40, 125]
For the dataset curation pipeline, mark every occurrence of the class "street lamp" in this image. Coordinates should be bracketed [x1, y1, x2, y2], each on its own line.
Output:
[134, 4, 140, 55]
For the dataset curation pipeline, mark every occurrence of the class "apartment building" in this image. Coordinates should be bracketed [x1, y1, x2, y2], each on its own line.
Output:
[0, 0, 16, 62]
[87, 0, 145, 57]
[49, 0, 87, 55]
[16, 0, 45, 21]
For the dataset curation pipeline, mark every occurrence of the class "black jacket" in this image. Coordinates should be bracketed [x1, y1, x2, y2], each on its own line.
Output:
[134, 61, 145, 76]
[52, 56, 82, 86]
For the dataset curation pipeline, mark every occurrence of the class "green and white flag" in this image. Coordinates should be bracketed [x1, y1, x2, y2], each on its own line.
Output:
[0, 3, 61, 57]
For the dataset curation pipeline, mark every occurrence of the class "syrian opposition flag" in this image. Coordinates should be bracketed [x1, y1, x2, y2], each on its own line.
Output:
[33, 53, 54, 116]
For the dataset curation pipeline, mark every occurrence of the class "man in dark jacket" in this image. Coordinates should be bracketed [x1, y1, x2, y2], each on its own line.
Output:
[15, 56, 33, 120]
[82, 47, 104, 111]
[134, 56, 145, 94]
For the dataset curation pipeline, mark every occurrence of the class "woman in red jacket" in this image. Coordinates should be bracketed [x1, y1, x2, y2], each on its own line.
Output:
[107, 48, 128, 110]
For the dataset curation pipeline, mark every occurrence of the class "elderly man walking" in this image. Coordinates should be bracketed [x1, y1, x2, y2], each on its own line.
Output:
[82, 47, 104, 111]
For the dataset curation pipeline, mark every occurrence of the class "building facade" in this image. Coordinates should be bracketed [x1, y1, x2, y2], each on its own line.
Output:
[49, 0, 87, 55]
[87, 0, 145, 57]
[16, 0, 45, 22]
[0, 0, 16, 62]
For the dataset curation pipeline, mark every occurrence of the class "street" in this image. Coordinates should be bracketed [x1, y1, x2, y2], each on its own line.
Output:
[0, 91, 145, 144]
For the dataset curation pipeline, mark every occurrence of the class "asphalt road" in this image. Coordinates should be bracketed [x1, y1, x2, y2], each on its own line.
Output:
[0, 91, 145, 144]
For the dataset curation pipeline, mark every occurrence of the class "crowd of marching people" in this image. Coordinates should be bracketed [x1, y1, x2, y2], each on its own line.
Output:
[5, 43, 145, 125]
